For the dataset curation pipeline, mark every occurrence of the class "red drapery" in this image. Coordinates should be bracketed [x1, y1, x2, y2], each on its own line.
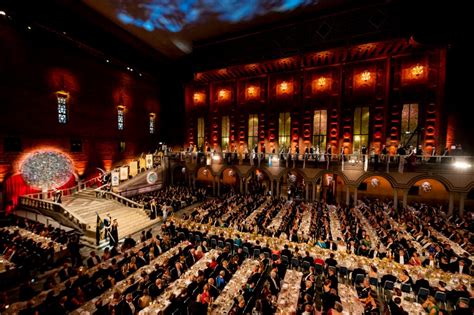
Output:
[4, 174, 76, 214]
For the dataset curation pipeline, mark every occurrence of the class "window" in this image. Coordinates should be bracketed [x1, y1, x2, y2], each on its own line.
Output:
[57, 94, 67, 124]
[279, 112, 291, 148]
[149, 113, 156, 134]
[118, 141, 126, 153]
[117, 107, 125, 130]
[353, 107, 370, 152]
[221, 116, 230, 149]
[313, 110, 327, 150]
[248, 114, 259, 150]
[197, 117, 205, 147]
[401, 103, 419, 147]
[70, 139, 82, 152]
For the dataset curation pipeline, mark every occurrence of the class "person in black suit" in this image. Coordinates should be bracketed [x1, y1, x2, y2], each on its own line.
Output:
[388, 297, 408, 315]
[281, 244, 292, 261]
[268, 270, 280, 295]
[58, 263, 76, 282]
[450, 259, 470, 275]
[120, 293, 135, 315]
[87, 251, 101, 268]
[325, 253, 337, 269]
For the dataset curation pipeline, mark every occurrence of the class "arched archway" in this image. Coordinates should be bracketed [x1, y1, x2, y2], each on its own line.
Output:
[172, 164, 187, 186]
[314, 171, 347, 204]
[246, 168, 270, 195]
[358, 175, 394, 201]
[220, 167, 240, 194]
[196, 167, 214, 194]
[408, 178, 450, 204]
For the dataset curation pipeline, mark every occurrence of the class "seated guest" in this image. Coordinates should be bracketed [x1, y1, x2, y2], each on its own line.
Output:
[421, 296, 440, 315]
[120, 293, 135, 315]
[86, 251, 100, 268]
[268, 270, 280, 295]
[388, 297, 408, 315]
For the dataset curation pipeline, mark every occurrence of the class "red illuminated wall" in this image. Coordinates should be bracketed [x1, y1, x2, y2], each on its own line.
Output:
[184, 41, 446, 157]
[0, 22, 161, 208]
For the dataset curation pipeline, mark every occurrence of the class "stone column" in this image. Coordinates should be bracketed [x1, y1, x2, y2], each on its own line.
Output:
[402, 189, 408, 208]
[276, 181, 280, 198]
[212, 177, 216, 196]
[240, 178, 243, 194]
[448, 191, 454, 216]
[346, 186, 351, 206]
[245, 179, 249, 195]
[312, 182, 316, 201]
[459, 192, 466, 217]
[393, 188, 398, 209]
[216, 176, 220, 196]
[270, 180, 274, 197]
[316, 184, 320, 201]
[353, 187, 358, 205]
[305, 184, 309, 201]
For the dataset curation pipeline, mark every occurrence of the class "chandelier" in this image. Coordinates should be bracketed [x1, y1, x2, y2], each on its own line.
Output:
[361, 70, 371, 82]
[411, 64, 424, 77]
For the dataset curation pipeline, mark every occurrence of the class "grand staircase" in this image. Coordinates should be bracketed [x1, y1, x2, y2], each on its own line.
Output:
[60, 189, 160, 244]
[18, 186, 161, 247]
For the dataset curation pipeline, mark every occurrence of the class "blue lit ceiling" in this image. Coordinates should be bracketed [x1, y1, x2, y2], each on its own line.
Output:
[82, 0, 340, 58]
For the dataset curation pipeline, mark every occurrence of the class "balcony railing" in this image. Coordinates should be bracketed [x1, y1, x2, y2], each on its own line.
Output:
[18, 196, 87, 230]
[22, 175, 102, 200]
[166, 151, 474, 173]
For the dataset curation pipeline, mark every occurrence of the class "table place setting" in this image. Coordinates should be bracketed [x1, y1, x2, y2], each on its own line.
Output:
[275, 269, 303, 314]
[140, 249, 220, 315]
[209, 259, 260, 314]
[71, 242, 189, 315]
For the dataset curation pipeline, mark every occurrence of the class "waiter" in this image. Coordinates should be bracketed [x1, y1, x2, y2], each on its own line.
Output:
[103, 213, 112, 241]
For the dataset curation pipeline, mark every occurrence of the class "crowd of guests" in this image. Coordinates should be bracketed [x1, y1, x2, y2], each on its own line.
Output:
[0, 217, 78, 276]
[130, 186, 206, 219]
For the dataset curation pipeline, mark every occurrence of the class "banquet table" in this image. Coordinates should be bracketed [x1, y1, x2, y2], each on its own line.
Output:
[275, 270, 303, 315]
[242, 198, 272, 227]
[0, 255, 15, 274]
[429, 227, 474, 261]
[266, 201, 292, 232]
[171, 218, 473, 294]
[5, 237, 160, 314]
[328, 205, 345, 244]
[140, 249, 221, 315]
[209, 259, 260, 314]
[296, 203, 313, 239]
[338, 284, 365, 314]
[1, 226, 67, 258]
[353, 205, 386, 252]
[71, 242, 189, 315]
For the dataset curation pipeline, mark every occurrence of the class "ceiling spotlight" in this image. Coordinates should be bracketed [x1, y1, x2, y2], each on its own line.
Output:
[126, 67, 130, 70]
[106, 59, 110, 63]
[0, 11, 6, 16]
[139, 73, 142, 77]
[27, 26, 32, 30]
[129, 68, 133, 72]
[62, 31, 67, 35]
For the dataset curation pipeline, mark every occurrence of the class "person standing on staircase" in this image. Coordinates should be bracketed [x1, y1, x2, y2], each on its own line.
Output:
[110, 219, 118, 246]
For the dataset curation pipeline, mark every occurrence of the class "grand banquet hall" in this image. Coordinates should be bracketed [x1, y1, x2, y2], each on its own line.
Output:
[0, 0, 472, 314]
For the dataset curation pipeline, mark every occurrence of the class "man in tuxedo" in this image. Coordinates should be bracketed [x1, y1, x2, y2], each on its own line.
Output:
[120, 293, 135, 315]
[268, 270, 280, 295]
[395, 249, 409, 265]
[413, 273, 431, 293]
[451, 259, 469, 275]
[281, 244, 292, 261]
[58, 263, 76, 282]
[87, 251, 101, 268]
[389, 297, 408, 315]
